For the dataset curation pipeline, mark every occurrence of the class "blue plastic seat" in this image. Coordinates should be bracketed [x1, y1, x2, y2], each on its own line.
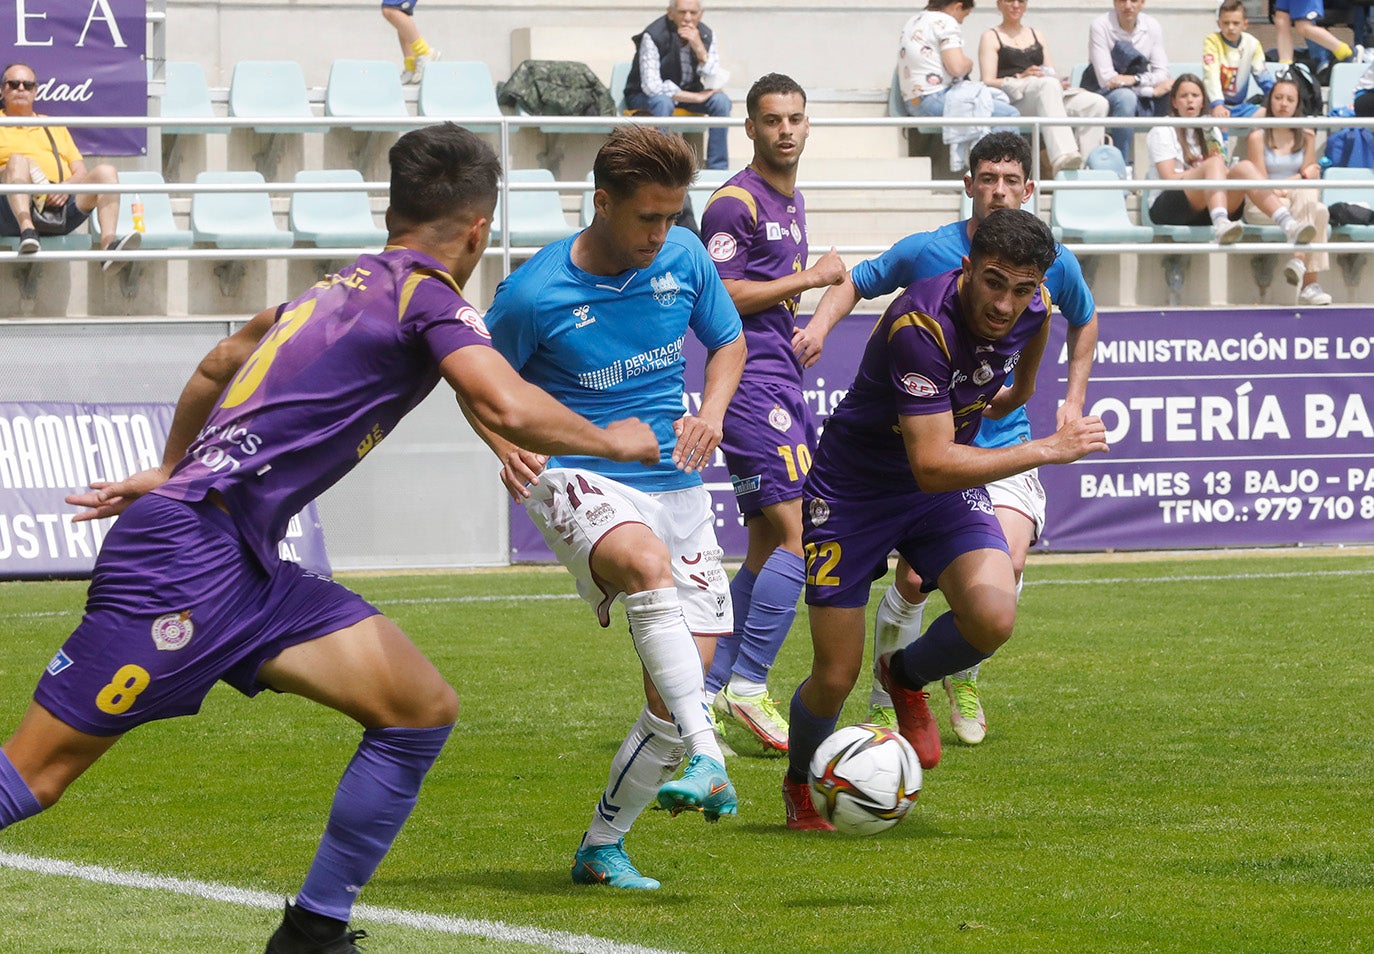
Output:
[228, 60, 315, 134]
[191, 171, 293, 248]
[491, 169, 578, 247]
[889, 68, 940, 136]
[0, 230, 92, 252]
[610, 61, 632, 115]
[1052, 170, 1153, 243]
[1322, 165, 1374, 241]
[417, 61, 501, 131]
[112, 170, 194, 249]
[1328, 61, 1364, 113]
[326, 59, 409, 131]
[687, 169, 732, 222]
[290, 169, 387, 248]
[161, 61, 229, 136]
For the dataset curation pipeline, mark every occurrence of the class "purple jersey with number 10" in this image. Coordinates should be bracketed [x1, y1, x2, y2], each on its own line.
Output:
[155, 248, 494, 569]
[812, 267, 1051, 497]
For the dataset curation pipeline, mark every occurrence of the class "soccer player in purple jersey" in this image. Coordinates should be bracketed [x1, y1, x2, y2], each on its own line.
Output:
[0, 124, 658, 954]
[780, 209, 1109, 829]
[698, 73, 846, 754]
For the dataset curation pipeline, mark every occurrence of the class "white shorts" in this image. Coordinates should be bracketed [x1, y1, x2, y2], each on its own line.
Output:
[986, 468, 1047, 543]
[523, 468, 732, 635]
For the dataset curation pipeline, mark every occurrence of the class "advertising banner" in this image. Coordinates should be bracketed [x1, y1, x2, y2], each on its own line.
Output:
[0, 402, 331, 578]
[2, 0, 148, 156]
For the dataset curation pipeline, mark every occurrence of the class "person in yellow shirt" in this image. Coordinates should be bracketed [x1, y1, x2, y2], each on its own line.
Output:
[0, 62, 139, 267]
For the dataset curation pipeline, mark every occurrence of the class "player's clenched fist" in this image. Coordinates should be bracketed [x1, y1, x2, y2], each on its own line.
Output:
[605, 417, 662, 466]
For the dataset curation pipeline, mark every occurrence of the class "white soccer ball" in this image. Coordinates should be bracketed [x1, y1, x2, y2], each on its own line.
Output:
[808, 723, 922, 835]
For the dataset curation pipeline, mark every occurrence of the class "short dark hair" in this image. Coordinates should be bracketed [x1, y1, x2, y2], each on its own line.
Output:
[929, 0, 974, 10]
[387, 122, 500, 228]
[746, 73, 807, 119]
[970, 208, 1056, 275]
[1217, 0, 1247, 16]
[968, 132, 1033, 179]
[593, 125, 697, 199]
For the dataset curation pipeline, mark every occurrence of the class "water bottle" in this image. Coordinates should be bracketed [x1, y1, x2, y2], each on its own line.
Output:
[131, 195, 145, 233]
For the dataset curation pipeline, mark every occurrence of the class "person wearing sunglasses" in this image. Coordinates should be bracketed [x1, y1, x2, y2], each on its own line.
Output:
[0, 62, 139, 270]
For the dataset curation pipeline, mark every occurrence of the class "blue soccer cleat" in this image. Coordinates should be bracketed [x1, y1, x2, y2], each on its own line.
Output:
[656, 754, 738, 821]
[570, 837, 661, 890]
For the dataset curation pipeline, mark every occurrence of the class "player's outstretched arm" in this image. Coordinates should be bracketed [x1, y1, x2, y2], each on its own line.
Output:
[673, 333, 745, 473]
[723, 246, 847, 317]
[900, 410, 1108, 493]
[67, 306, 279, 522]
[794, 269, 862, 369]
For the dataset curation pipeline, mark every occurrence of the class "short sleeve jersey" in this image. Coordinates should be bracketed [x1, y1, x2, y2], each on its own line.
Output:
[484, 227, 743, 492]
[700, 166, 808, 385]
[155, 249, 491, 568]
[849, 220, 1093, 448]
[814, 268, 1051, 497]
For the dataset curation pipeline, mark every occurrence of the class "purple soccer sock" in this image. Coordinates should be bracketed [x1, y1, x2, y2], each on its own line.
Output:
[294, 723, 452, 921]
[786, 682, 839, 785]
[0, 750, 42, 828]
[891, 611, 992, 688]
[705, 565, 757, 694]
[734, 548, 805, 684]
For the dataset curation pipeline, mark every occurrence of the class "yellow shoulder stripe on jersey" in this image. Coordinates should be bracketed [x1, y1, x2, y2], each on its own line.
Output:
[396, 267, 461, 321]
[888, 311, 950, 362]
[701, 185, 756, 226]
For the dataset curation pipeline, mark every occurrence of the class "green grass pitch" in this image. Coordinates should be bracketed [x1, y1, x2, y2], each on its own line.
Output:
[1, 552, 1372, 953]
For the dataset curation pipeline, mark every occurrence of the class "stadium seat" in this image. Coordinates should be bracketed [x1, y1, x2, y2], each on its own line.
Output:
[1322, 165, 1374, 241]
[191, 171, 294, 248]
[112, 170, 194, 249]
[1328, 61, 1363, 113]
[417, 61, 502, 130]
[1051, 169, 1153, 243]
[610, 61, 632, 115]
[326, 59, 410, 131]
[161, 61, 228, 136]
[290, 169, 388, 248]
[0, 230, 92, 252]
[688, 169, 732, 222]
[228, 60, 315, 133]
[889, 68, 940, 136]
[491, 168, 578, 247]
[1138, 190, 1214, 242]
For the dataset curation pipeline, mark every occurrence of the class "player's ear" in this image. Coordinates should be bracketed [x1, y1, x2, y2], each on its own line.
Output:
[961, 255, 973, 280]
[1022, 180, 1036, 203]
[744, 116, 756, 141]
[592, 188, 613, 221]
[963, 173, 974, 197]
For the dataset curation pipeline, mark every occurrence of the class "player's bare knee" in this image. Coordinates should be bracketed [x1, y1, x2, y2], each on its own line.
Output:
[615, 542, 674, 593]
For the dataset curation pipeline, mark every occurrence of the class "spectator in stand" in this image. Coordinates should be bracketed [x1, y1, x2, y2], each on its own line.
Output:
[1083, 0, 1172, 162]
[1243, 74, 1332, 305]
[1274, 0, 1363, 68]
[1148, 74, 1315, 247]
[977, 0, 1108, 175]
[623, 0, 732, 170]
[1355, 58, 1374, 116]
[382, 0, 440, 85]
[1202, 0, 1274, 119]
[0, 62, 139, 270]
[897, 0, 1020, 122]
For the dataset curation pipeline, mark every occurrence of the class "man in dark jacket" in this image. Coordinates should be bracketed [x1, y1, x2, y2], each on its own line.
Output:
[623, 0, 732, 169]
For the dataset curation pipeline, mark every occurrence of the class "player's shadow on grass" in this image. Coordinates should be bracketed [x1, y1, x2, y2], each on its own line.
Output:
[380, 870, 697, 902]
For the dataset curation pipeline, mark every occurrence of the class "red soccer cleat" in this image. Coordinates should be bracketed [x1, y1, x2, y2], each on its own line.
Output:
[783, 776, 836, 831]
[878, 656, 941, 769]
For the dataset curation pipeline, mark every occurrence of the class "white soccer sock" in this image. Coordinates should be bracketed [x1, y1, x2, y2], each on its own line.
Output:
[584, 707, 684, 845]
[869, 583, 928, 708]
[725, 675, 768, 698]
[624, 588, 723, 762]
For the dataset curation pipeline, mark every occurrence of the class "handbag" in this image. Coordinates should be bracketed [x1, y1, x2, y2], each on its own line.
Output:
[28, 127, 71, 235]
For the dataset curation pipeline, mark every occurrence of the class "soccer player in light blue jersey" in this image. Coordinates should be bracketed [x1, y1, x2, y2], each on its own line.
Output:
[798, 131, 1098, 761]
[481, 126, 747, 890]
[0, 124, 658, 954]
[698, 74, 847, 755]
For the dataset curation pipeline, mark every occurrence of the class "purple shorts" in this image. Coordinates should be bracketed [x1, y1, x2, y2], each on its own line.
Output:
[720, 382, 816, 520]
[35, 494, 377, 736]
[802, 482, 1009, 608]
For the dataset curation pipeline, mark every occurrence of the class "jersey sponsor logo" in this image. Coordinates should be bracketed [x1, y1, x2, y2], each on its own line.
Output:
[901, 372, 939, 397]
[809, 497, 830, 527]
[790, 220, 802, 244]
[573, 304, 596, 328]
[706, 232, 737, 262]
[151, 610, 195, 651]
[731, 473, 761, 496]
[768, 405, 792, 431]
[455, 305, 490, 339]
[765, 222, 783, 241]
[650, 271, 681, 306]
[46, 649, 73, 676]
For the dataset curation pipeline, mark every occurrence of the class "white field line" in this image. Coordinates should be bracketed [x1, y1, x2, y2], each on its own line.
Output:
[0, 850, 691, 954]
[5, 566, 1374, 620]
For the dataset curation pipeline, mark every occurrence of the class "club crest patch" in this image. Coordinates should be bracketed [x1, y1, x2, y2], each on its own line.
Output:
[809, 498, 831, 527]
[707, 232, 737, 262]
[790, 220, 802, 243]
[768, 405, 793, 431]
[651, 271, 681, 306]
[151, 610, 195, 651]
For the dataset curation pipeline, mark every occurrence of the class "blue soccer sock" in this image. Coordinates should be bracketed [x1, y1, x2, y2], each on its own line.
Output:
[732, 548, 805, 687]
[891, 611, 992, 689]
[705, 565, 757, 695]
[0, 750, 42, 828]
[295, 723, 452, 921]
[786, 682, 839, 785]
